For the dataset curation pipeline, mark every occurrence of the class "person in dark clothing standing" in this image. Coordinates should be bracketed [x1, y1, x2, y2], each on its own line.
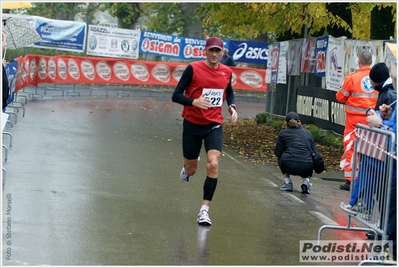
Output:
[274, 112, 317, 194]
[369, 62, 397, 111]
[2, 31, 10, 110]
[172, 37, 238, 226]
[220, 48, 236, 66]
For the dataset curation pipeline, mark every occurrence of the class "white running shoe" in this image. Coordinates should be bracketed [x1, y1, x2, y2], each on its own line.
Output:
[301, 180, 312, 194]
[197, 210, 212, 225]
[340, 202, 358, 215]
[180, 166, 192, 183]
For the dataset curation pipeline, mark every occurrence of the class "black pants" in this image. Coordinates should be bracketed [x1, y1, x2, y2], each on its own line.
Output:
[278, 159, 313, 178]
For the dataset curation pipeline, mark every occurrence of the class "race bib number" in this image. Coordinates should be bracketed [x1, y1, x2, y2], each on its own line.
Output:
[202, 88, 224, 107]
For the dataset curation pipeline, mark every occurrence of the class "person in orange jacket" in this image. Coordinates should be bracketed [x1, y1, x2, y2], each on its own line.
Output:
[336, 50, 378, 190]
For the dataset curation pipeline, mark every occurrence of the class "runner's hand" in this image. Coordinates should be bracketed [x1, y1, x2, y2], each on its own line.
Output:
[229, 106, 238, 123]
[192, 94, 211, 109]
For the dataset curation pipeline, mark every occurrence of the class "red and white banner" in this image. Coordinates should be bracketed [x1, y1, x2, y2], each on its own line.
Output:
[13, 54, 267, 93]
[356, 127, 388, 161]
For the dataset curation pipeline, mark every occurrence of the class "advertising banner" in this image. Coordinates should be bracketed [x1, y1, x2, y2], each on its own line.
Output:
[325, 36, 347, 91]
[385, 42, 397, 65]
[139, 31, 230, 61]
[301, 37, 317, 73]
[265, 46, 272, 84]
[297, 86, 345, 134]
[139, 31, 183, 59]
[87, 25, 141, 59]
[287, 39, 304, 76]
[229, 40, 268, 65]
[315, 36, 328, 77]
[34, 16, 87, 52]
[277, 41, 288, 84]
[12, 55, 267, 93]
[344, 40, 384, 77]
[270, 42, 280, 84]
[183, 36, 229, 60]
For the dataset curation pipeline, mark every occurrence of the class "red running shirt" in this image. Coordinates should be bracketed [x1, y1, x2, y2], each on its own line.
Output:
[182, 61, 232, 125]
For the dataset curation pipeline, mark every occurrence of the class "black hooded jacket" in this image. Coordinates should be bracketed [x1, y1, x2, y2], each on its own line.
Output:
[274, 126, 316, 163]
[374, 78, 397, 111]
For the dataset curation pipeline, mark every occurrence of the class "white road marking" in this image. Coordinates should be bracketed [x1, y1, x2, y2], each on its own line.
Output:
[281, 192, 305, 204]
[223, 151, 249, 169]
[260, 178, 278, 187]
[309, 211, 338, 225]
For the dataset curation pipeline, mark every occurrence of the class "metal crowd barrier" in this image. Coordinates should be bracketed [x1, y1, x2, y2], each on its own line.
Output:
[318, 123, 396, 265]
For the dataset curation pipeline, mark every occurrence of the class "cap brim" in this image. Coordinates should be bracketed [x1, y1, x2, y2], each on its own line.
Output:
[206, 45, 223, 50]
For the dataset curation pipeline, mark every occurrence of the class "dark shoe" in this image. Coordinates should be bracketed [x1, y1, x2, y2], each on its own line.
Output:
[365, 231, 382, 240]
[339, 180, 350, 191]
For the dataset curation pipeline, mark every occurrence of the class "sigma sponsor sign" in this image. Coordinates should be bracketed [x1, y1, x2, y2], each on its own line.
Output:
[140, 31, 182, 59]
[229, 40, 269, 64]
[34, 16, 86, 52]
[140, 31, 229, 60]
[87, 25, 141, 59]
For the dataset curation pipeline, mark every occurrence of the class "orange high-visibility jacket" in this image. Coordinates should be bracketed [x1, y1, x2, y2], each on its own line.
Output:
[336, 66, 378, 115]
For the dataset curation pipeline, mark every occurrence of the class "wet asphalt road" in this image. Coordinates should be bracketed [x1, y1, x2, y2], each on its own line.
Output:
[2, 85, 366, 266]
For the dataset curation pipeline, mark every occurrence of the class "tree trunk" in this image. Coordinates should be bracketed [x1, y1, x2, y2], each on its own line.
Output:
[180, 3, 202, 38]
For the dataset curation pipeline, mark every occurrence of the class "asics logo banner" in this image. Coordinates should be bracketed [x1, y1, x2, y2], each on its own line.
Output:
[232, 42, 268, 61]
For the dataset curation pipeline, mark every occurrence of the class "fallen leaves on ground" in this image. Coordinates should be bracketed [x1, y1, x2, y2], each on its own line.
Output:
[223, 118, 343, 171]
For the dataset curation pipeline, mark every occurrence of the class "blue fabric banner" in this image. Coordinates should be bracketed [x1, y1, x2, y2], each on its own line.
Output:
[139, 31, 230, 60]
[229, 40, 268, 65]
[34, 16, 87, 52]
[315, 36, 329, 77]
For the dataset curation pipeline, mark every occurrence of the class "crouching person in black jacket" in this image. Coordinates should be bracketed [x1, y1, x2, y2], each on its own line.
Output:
[274, 112, 316, 194]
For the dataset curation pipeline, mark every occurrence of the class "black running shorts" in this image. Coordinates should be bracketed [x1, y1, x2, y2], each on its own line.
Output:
[182, 119, 223, 160]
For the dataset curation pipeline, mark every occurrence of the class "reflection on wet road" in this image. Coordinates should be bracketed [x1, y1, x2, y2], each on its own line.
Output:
[2, 93, 364, 265]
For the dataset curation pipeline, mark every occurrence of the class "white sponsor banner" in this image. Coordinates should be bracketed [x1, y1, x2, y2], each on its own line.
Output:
[265, 46, 272, 84]
[344, 40, 384, 77]
[325, 36, 347, 91]
[87, 25, 141, 59]
[277, 41, 289, 84]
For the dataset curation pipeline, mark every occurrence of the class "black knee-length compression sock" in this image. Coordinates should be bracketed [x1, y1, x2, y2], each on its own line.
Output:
[203, 176, 218, 201]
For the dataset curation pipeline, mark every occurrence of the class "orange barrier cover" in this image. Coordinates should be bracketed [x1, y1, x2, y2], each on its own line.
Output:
[14, 54, 267, 93]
